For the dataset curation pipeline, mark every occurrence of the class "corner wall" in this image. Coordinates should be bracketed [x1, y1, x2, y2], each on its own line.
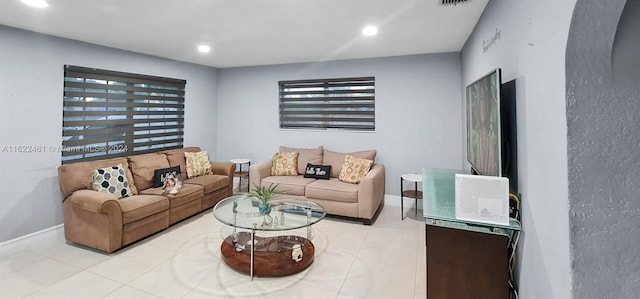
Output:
[0, 26, 218, 242]
[567, 0, 640, 297]
[461, 1, 576, 298]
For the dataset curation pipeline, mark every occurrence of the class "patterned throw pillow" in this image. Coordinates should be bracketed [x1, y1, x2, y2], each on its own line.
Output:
[184, 151, 212, 178]
[92, 164, 132, 199]
[271, 152, 299, 176]
[339, 155, 374, 184]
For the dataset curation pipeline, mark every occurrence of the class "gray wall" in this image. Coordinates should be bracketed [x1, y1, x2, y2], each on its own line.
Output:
[215, 54, 464, 196]
[567, 0, 640, 297]
[0, 26, 218, 243]
[461, 1, 576, 298]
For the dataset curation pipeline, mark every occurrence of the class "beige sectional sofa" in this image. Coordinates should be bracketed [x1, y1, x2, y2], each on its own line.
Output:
[250, 146, 385, 224]
[57, 147, 234, 253]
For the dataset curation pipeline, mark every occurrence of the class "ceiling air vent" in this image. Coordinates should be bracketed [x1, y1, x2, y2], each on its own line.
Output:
[442, 0, 469, 5]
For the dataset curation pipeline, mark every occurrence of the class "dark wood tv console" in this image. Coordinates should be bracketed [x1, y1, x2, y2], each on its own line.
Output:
[423, 168, 521, 298]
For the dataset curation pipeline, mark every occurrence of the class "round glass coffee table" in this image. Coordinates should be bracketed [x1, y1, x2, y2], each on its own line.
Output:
[212, 194, 325, 279]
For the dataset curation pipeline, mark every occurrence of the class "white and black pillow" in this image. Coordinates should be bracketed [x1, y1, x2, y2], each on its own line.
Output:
[153, 166, 181, 188]
[303, 163, 331, 180]
[92, 164, 132, 199]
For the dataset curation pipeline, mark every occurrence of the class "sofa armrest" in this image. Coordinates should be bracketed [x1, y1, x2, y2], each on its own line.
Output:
[63, 189, 124, 252]
[357, 164, 385, 221]
[210, 162, 235, 197]
[249, 161, 273, 192]
[211, 162, 235, 177]
[66, 189, 121, 212]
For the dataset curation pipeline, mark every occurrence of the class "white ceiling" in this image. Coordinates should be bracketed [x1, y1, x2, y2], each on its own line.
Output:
[0, 0, 488, 68]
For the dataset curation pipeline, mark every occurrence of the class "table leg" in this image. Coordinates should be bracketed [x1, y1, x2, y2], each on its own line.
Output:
[238, 163, 242, 192]
[250, 227, 255, 280]
[247, 161, 251, 193]
[415, 181, 418, 216]
[400, 177, 404, 220]
[306, 208, 312, 239]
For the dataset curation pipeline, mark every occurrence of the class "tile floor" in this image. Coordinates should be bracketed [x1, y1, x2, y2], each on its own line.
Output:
[0, 196, 426, 299]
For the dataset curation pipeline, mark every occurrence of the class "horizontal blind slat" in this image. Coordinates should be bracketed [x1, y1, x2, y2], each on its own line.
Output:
[63, 110, 185, 117]
[63, 100, 184, 109]
[280, 103, 375, 109]
[64, 91, 184, 101]
[280, 96, 375, 103]
[278, 76, 374, 85]
[63, 117, 184, 127]
[281, 117, 374, 123]
[279, 110, 373, 116]
[64, 81, 185, 96]
[63, 125, 183, 137]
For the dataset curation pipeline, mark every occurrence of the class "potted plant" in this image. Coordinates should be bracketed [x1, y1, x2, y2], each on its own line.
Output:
[249, 183, 283, 214]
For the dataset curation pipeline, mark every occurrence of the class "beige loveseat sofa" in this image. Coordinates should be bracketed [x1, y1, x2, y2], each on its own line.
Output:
[57, 147, 234, 253]
[250, 146, 385, 224]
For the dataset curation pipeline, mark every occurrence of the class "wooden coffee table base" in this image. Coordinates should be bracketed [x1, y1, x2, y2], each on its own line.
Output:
[220, 232, 315, 277]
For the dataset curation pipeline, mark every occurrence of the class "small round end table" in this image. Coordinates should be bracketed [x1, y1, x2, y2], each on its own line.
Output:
[401, 173, 423, 220]
[230, 159, 251, 193]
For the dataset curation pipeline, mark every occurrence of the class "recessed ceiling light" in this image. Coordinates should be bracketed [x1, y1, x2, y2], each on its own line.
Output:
[197, 45, 211, 53]
[362, 26, 378, 37]
[21, 0, 49, 8]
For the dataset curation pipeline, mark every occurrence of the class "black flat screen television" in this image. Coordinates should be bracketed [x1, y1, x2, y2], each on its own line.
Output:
[466, 68, 502, 177]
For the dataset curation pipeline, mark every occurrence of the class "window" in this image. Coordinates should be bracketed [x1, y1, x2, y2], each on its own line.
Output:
[278, 76, 375, 131]
[62, 65, 186, 163]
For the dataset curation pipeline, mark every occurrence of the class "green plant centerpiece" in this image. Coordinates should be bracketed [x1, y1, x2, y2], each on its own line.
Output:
[249, 183, 283, 215]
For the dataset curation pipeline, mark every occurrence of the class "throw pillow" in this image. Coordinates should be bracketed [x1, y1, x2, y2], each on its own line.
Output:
[339, 155, 374, 184]
[184, 151, 212, 178]
[153, 166, 181, 188]
[323, 149, 377, 178]
[271, 152, 299, 176]
[303, 163, 331, 180]
[92, 164, 132, 199]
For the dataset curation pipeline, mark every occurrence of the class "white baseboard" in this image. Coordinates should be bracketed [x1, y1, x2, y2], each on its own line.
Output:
[0, 224, 63, 247]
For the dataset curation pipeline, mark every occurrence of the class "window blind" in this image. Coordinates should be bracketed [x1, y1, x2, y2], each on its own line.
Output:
[278, 76, 375, 131]
[62, 65, 186, 163]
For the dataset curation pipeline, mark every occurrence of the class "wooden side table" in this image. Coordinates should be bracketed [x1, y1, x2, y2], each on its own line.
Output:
[400, 173, 423, 220]
[230, 159, 250, 192]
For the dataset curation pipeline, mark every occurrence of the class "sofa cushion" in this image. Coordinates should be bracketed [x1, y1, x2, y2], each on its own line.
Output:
[279, 146, 323, 174]
[128, 153, 171, 191]
[271, 152, 299, 176]
[183, 174, 229, 194]
[139, 183, 204, 208]
[119, 194, 170, 224]
[58, 157, 138, 198]
[305, 178, 359, 203]
[91, 164, 133, 199]
[184, 151, 212, 178]
[162, 147, 201, 179]
[339, 155, 374, 184]
[323, 149, 377, 178]
[261, 175, 316, 197]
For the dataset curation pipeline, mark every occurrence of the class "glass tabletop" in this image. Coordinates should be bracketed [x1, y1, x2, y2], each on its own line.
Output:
[423, 168, 521, 231]
[212, 194, 326, 231]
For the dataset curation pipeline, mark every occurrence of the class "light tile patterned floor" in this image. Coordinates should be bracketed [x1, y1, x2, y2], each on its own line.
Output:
[0, 197, 426, 299]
